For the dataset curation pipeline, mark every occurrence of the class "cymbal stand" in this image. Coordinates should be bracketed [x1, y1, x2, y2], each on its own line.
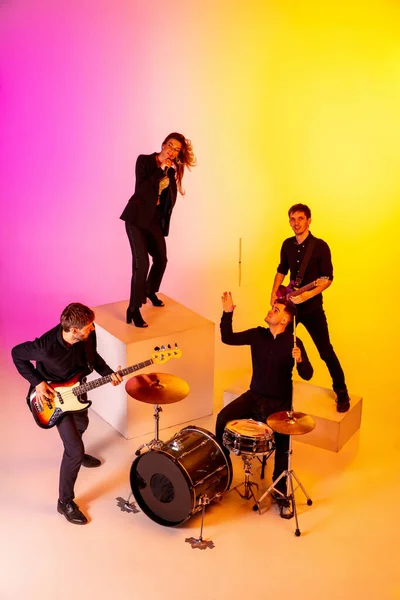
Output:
[253, 433, 312, 535]
[253, 315, 313, 536]
[135, 404, 164, 456]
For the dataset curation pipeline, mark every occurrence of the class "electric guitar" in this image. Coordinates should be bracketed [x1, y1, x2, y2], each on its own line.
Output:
[277, 276, 329, 301]
[29, 344, 182, 429]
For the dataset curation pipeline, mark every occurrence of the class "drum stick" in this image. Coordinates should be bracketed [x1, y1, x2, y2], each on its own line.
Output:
[293, 315, 297, 346]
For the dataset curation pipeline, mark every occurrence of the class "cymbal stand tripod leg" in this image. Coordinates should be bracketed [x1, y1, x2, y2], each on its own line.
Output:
[253, 435, 313, 535]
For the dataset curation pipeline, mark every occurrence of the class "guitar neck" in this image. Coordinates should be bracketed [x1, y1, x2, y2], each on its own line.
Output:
[291, 280, 317, 296]
[74, 359, 154, 396]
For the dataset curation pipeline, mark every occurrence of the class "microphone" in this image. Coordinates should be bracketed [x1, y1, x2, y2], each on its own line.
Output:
[163, 160, 175, 174]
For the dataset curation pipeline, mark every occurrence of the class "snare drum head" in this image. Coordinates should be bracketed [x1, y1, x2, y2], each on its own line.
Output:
[225, 419, 273, 438]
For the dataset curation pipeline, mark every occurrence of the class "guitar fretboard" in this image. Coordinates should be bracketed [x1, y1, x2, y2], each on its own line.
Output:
[73, 359, 154, 397]
[290, 280, 317, 297]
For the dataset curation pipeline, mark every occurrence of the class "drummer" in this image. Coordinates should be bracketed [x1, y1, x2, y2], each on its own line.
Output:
[215, 292, 313, 514]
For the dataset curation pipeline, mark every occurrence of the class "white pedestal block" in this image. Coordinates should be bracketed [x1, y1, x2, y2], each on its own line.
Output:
[88, 295, 215, 439]
[223, 372, 362, 452]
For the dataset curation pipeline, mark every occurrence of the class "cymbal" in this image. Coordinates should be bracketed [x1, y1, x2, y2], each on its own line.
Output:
[125, 373, 190, 404]
[267, 411, 316, 435]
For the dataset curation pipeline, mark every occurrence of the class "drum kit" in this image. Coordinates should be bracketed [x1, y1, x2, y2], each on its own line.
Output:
[121, 360, 317, 545]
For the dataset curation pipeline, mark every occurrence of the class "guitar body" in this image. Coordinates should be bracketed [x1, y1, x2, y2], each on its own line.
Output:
[277, 281, 297, 298]
[29, 373, 91, 429]
[277, 277, 328, 301]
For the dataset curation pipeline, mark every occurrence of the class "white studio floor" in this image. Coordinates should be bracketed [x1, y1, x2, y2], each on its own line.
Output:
[1, 350, 399, 600]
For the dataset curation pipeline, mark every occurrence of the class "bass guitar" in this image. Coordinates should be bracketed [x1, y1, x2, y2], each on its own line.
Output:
[29, 344, 182, 429]
[277, 276, 329, 301]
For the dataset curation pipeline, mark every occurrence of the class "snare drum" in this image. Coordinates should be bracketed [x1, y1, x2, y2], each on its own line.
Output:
[223, 419, 275, 456]
[130, 426, 232, 527]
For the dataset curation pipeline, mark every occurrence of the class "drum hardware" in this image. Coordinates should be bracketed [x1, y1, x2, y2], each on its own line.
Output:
[125, 373, 190, 455]
[253, 315, 315, 536]
[226, 454, 261, 510]
[135, 404, 164, 455]
[185, 494, 216, 550]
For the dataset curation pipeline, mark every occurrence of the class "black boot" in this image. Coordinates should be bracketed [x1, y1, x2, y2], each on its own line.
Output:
[335, 389, 350, 413]
[126, 307, 148, 328]
[146, 293, 165, 307]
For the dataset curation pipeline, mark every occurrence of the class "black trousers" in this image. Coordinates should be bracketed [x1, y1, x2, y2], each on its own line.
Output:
[297, 308, 346, 392]
[125, 215, 167, 309]
[215, 390, 290, 493]
[56, 409, 89, 504]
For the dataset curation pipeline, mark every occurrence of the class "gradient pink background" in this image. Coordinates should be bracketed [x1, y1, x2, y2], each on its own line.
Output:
[1, 1, 399, 412]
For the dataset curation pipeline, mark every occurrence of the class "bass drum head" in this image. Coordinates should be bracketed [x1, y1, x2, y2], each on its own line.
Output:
[130, 451, 193, 527]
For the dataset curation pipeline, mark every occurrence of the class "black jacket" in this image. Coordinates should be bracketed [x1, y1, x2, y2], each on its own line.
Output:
[120, 152, 178, 236]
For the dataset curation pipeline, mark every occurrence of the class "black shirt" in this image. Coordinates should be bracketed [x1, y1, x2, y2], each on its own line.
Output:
[11, 325, 113, 393]
[277, 232, 333, 315]
[221, 312, 313, 403]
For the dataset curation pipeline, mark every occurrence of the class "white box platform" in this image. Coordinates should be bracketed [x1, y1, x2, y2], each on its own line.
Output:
[223, 372, 362, 452]
[89, 295, 215, 439]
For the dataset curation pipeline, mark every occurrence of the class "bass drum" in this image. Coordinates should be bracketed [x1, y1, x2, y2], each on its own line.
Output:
[130, 426, 232, 527]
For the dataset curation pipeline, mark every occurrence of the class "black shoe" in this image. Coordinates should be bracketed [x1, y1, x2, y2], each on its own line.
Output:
[126, 307, 148, 328]
[57, 500, 88, 525]
[82, 454, 102, 468]
[146, 293, 165, 307]
[336, 390, 350, 413]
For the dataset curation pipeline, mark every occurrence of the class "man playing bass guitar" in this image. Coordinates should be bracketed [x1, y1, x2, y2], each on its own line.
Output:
[270, 204, 350, 413]
[11, 303, 123, 525]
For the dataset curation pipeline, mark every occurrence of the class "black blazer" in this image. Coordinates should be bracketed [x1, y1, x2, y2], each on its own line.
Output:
[120, 153, 178, 236]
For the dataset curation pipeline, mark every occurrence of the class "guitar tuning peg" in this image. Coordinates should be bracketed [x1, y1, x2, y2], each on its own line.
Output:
[167, 344, 171, 349]
[174, 343, 178, 348]
[161, 345, 166, 351]
[154, 346, 160, 352]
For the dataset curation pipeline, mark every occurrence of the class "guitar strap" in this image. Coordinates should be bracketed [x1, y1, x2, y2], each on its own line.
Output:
[294, 238, 316, 287]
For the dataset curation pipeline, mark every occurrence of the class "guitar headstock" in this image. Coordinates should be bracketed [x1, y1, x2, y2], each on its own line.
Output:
[152, 343, 182, 364]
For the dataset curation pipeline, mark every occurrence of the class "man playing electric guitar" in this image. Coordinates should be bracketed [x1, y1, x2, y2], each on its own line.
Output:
[11, 303, 123, 525]
[270, 204, 350, 413]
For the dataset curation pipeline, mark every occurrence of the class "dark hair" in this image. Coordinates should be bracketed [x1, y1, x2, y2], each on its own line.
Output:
[162, 132, 196, 195]
[288, 204, 311, 219]
[60, 303, 95, 332]
[275, 298, 297, 321]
